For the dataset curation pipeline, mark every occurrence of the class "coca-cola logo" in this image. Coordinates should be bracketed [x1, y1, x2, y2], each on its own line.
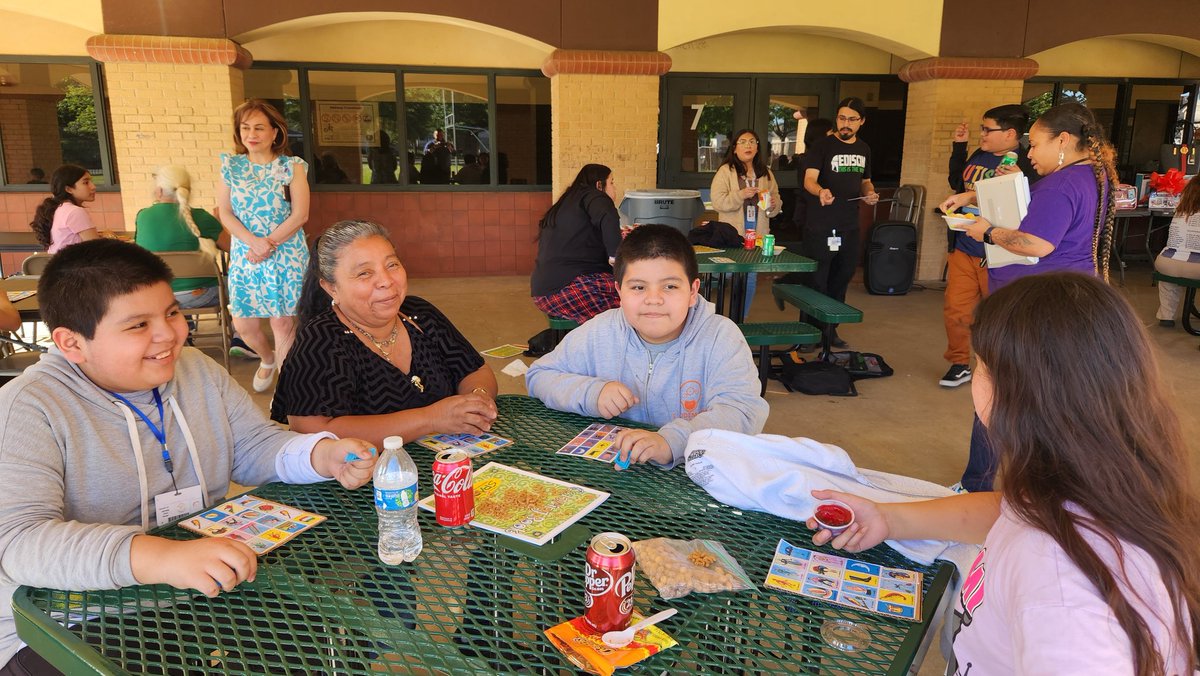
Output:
[584, 563, 613, 598]
[434, 466, 472, 496]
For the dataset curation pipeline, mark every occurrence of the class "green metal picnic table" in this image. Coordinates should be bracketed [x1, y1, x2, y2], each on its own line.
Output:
[695, 247, 817, 322]
[14, 395, 951, 675]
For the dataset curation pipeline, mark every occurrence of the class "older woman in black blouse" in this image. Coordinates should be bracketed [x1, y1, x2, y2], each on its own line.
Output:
[271, 220, 497, 446]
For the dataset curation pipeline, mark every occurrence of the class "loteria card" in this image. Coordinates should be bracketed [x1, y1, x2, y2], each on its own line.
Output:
[763, 539, 923, 621]
[178, 495, 325, 556]
[6, 290, 35, 302]
[418, 462, 608, 546]
[555, 422, 627, 464]
[417, 432, 514, 457]
[481, 344, 528, 358]
[692, 245, 723, 254]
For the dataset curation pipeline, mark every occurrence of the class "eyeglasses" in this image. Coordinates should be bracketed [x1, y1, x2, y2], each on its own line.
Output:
[736, 139, 759, 147]
[980, 126, 1004, 134]
[836, 115, 862, 123]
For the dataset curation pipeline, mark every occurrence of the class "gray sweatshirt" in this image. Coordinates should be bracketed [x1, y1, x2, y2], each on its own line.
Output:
[0, 348, 303, 665]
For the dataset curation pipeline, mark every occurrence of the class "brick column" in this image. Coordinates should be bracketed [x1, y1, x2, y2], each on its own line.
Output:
[898, 57, 1039, 280]
[87, 35, 251, 229]
[542, 50, 672, 203]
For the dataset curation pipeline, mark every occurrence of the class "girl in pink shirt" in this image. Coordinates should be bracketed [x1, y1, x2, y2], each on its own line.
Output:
[810, 272, 1199, 675]
[29, 164, 99, 253]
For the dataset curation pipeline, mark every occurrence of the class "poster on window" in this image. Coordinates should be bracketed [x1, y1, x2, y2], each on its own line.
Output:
[316, 101, 379, 147]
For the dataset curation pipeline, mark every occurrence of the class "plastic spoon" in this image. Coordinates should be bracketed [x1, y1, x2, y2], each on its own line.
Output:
[601, 608, 678, 648]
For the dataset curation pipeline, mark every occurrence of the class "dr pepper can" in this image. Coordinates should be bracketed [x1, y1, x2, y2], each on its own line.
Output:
[584, 532, 636, 632]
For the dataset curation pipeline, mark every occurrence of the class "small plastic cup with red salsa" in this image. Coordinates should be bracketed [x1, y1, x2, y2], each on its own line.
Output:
[813, 500, 856, 538]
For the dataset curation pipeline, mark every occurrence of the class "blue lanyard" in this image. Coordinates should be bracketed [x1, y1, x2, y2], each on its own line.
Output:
[108, 388, 173, 475]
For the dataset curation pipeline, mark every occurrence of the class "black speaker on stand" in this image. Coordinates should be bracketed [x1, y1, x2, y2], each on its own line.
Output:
[864, 221, 917, 295]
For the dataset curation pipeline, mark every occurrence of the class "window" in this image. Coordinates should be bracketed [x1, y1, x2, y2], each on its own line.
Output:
[247, 64, 551, 190]
[308, 70, 398, 185]
[0, 60, 115, 187]
[403, 73, 488, 186]
[495, 75, 550, 185]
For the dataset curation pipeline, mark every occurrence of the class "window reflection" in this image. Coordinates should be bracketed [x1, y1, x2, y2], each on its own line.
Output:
[679, 94, 733, 174]
[307, 70, 398, 185]
[0, 62, 107, 185]
[404, 73, 489, 186]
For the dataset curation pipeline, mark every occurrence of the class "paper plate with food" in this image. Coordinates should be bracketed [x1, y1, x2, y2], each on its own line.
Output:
[942, 210, 979, 231]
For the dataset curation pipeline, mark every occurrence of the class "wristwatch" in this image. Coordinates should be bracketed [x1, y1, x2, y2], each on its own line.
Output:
[983, 226, 997, 245]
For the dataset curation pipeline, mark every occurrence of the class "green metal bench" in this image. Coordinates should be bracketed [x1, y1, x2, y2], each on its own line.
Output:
[1152, 272, 1200, 336]
[739, 321, 821, 394]
[772, 283, 863, 357]
[546, 315, 580, 344]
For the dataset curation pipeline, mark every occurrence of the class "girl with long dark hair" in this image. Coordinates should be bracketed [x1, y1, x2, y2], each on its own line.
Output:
[809, 272, 1199, 675]
[530, 163, 622, 323]
[29, 164, 99, 253]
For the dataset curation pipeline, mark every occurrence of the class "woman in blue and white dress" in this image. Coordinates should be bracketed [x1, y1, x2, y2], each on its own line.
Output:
[218, 99, 310, 392]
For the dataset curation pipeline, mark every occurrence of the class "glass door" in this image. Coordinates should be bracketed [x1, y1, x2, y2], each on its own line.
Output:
[659, 76, 750, 189]
[754, 78, 835, 189]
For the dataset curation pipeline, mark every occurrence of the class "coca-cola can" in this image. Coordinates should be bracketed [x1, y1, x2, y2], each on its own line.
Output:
[584, 532, 635, 632]
[433, 450, 474, 527]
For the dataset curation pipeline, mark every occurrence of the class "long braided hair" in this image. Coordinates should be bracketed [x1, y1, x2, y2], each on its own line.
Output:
[1035, 103, 1118, 281]
[29, 164, 88, 249]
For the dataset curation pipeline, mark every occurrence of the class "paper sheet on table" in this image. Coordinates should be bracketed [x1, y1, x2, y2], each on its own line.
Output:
[501, 359, 529, 377]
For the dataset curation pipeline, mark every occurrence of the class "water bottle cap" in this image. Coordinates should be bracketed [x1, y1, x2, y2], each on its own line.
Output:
[384, 435, 405, 450]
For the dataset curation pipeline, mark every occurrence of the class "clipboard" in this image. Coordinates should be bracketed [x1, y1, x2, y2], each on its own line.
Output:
[975, 172, 1038, 268]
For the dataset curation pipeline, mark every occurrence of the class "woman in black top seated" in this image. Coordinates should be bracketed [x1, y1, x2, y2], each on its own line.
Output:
[530, 163, 622, 323]
[272, 219, 497, 446]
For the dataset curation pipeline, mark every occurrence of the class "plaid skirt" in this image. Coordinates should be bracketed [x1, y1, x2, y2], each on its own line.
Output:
[532, 272, 620, 323]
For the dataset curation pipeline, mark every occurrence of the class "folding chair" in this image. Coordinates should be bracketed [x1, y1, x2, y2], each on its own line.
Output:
[156, 251, 233, 371]
[20, 253, 53, 277]
[0, 332, 46, 384]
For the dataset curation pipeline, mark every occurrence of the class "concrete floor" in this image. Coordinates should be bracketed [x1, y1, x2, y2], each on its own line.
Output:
[223, 264, 1199, 676]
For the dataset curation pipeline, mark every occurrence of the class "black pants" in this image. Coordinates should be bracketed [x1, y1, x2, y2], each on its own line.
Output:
[802, 222, 861, 303]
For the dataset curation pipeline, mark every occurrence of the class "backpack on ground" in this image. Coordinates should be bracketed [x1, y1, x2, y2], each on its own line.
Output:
[779, 356, 857, 397]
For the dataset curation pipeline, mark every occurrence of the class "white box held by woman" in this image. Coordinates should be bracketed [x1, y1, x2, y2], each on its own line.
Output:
[975, 172, 1037, 268]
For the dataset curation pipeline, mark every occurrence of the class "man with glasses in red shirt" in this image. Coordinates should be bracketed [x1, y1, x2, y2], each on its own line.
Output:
[801, 96, 879, 349]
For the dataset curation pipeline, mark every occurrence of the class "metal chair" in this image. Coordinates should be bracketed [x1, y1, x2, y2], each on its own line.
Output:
[156, 251, 232, 371]
[888, 184, 925, 224]
[0, 332, 46, 383]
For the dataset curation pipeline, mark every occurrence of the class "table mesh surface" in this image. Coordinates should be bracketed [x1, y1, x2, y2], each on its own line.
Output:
[695, 248, 817, 273]
[17, 396, 948, 675]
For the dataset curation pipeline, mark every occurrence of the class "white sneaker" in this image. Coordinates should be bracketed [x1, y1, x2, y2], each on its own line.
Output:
[252, 361, 277, 393]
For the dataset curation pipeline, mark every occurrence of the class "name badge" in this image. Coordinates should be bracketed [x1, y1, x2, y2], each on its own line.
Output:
[745, 204, 758, 224]
[154, 484, 205, 528]
[827, 235, 842, 252]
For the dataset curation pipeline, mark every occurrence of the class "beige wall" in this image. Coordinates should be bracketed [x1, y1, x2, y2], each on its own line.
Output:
[550, 74, 660, 202]
[1032, 37, 1200, 78]
[667, 31, 902, 75]
[104, 63, 244, 229]
[0, 10, 95, 56]
[899, 78, 1027, 281]
[241, 18, 551, 68]
[657, 0, 942, 59]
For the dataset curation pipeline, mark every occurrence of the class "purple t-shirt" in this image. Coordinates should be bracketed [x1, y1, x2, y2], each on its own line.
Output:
[988, 165, 1103, 292]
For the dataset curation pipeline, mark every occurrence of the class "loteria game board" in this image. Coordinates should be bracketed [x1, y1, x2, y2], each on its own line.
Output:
[178, 495, 325, 555]
[554, 423, 627, 464]
[763, 539, 923, 621]
[416, 432, 514, 457]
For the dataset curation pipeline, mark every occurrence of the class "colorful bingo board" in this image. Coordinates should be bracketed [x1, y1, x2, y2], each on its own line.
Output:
[416, 432, 514, 457]
[554, 422, 627, 463]
[178, 495, 326, 555]
[763, 539, 923, 621]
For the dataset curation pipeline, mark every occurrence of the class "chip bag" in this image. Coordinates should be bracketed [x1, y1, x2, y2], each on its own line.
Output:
[632, 538, 754, 600]
[544, 612, 676, 676]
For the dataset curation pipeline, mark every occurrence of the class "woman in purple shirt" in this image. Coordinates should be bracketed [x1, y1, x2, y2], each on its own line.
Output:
[964, 102, 1116, 290]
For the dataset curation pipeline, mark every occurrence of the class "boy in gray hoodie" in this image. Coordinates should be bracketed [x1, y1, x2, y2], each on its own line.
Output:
[526, 224, 768, 468]
[0, 240, 378, 672]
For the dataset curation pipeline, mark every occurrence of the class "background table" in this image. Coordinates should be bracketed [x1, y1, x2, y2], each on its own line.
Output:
[0, 232, 42, 278]
[15, 396, 951, 675]
[696, 248, 817, 322]
[3, 276, 39, 323]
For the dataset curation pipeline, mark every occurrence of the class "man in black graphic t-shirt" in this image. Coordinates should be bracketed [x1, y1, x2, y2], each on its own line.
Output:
[800, 96, 878, 348]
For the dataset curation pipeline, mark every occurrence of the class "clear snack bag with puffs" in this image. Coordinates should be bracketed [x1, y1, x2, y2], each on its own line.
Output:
[632, 538, 754, 600]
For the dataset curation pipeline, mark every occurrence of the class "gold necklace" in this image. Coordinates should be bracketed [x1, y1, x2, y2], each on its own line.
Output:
[345, 315, 400, 361]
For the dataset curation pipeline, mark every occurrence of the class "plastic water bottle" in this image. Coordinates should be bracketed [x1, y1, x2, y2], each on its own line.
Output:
[374, 435, 423, 564]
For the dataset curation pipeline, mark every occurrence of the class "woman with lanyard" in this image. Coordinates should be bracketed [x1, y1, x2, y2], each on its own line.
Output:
[709, 128, 782, 320]
[944, 101, 1116, 494]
